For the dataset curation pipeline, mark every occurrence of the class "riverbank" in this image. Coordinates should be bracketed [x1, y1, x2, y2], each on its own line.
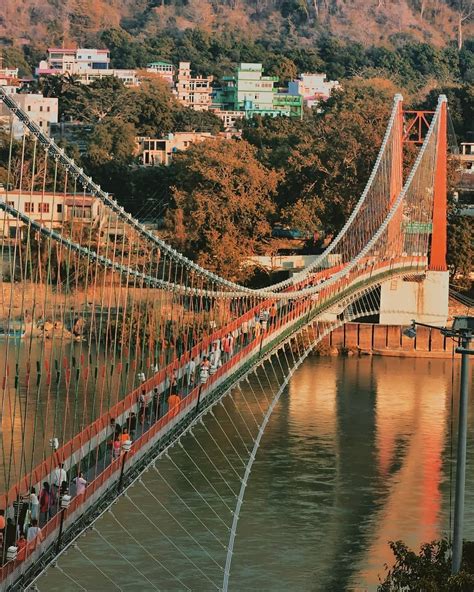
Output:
[319, 322, 459, 358]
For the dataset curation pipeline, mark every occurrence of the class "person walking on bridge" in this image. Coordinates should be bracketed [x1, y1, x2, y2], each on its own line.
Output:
[168, 393, 181, 418]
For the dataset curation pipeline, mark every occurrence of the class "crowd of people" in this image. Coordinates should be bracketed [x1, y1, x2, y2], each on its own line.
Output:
[0, 303, 284, 566]
[0, 463, 88, 563]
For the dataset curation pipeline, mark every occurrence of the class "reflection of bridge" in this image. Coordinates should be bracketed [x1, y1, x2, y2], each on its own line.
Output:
[0, 89, 450, 590]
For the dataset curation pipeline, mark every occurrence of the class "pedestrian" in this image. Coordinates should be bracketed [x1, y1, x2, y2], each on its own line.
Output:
[51, 463, 67, 498]
[120, 427, 131, 445]
[113, 437, 121, 460]
[12, 494, 28, 538]
[270, 303, 277, 326]
[138, 390, 147, 424]
[29, 487, 39, 522]
[74, 472, 87, 497]
[152, 388, 159, 421]
[39, 483, 51, 525]
[59, 481, 69, 497]
[241, 319, 249, 345]
[168, 393, 181, 418]
[127, 412, 137, 438]
[254, 319, 262, 339]
[16, 533, 27, 561]
[0, 509, 5, 550]
[5, 518, 16, 551]
[187, 357, 196, 387]
[26, 519, 42, 542]
[137, 371, 146, 383]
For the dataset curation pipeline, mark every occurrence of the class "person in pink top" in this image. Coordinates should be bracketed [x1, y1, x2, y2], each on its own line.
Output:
[74, 472, 87, 497]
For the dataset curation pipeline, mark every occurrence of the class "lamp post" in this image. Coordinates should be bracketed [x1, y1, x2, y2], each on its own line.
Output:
[404, 315, 473, 574]
[55, 492, 71, 554]
[118, 439, 132, 492]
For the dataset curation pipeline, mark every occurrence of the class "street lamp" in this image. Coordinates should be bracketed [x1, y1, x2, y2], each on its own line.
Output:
[55, 493, 71, 554]
[404, 315, 474, 574]
[118, 439, 132, 492]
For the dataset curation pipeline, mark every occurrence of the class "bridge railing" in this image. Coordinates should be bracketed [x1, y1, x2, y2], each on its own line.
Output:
[0, 256, 428, 590]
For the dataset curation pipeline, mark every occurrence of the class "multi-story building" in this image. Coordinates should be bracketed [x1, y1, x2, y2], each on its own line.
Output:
[0, 191, 103, 240]
[213, 63, 303, 119]
[145, 62, 175, 86]
[176, 62, 213, 111]
[0, 66, 19, 81]
[288, 73, 340, 108]
[136, 132, 215, 166]
[0, 92, 58, 139]
[36, 48, 139, 87]
[211, 109, 244, 131]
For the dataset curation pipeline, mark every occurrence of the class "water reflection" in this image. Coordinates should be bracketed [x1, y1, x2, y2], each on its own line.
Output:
[39, 354, 472, 592]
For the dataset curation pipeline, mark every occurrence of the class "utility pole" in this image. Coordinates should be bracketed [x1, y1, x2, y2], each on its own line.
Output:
[452, 330, 473, 574]
[404, 316, 473, 573]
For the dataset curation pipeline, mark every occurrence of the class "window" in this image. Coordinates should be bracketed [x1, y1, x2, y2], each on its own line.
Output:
[47, 106, 50, 112]
[57, 204, 63, 213]
[7, 201, 14, 207]
[39, 106, 43, 112]
[27, 105, 31, 112]
[24, 202, 34, 213]
[38, 203, 50, 214]
[39, 121, 43, 127]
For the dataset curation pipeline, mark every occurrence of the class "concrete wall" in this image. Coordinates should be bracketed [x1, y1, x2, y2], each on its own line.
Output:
[379, 270, 449, 327]
[322, 322, 454, 357]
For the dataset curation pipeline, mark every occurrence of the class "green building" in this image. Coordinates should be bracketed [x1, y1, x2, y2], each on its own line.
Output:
[213, 63, 302, 119]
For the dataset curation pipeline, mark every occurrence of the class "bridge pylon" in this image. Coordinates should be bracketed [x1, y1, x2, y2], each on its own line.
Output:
[379, 96, 449, 327]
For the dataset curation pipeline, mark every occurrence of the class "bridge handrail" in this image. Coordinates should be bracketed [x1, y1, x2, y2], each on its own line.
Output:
[0, 255, 423, 511]
[0, 257, 427, 588]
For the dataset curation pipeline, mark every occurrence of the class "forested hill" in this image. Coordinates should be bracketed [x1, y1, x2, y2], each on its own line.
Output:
[1, 0, 473, 51]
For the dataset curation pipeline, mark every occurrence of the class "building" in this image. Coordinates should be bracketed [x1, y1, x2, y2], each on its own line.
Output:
[36, 48, 139, 87]
[288, 73, 340, 108]
[0, 191, 102, 241]
[176, 62, 213, 111]
[145, 62, 175, 86]
[0, 92, 58, 139]
[136, 132, 215, 166]
[0, 66, 19, 82]
[211, 109, 244, 131]
[213, 63, 303, 119]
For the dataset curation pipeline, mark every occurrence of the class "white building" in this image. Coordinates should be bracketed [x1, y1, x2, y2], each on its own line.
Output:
[176, 62, 213, 111]
[211, 108, 243, 131]
[136, 132, 215, 166]
[0, 67, 19, 80]
[145, 62, 175, 86]
[36, 48, 139, 87]
[288, 73, 340, 108]
[0, 92, 58, 139]
[0, 191, 102, 240]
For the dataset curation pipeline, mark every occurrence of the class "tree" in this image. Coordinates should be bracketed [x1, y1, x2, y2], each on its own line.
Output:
[84, 119, 137, 168]
[378, 539, 474, 591]
[447, 214, 473, 290]
[164, 139, 278, 279]
[127, 79, 178, 136]
[172, 108, 223, 134]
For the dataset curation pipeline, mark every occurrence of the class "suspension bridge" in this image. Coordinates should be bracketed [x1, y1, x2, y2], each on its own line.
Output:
[0, 89, 451, 591]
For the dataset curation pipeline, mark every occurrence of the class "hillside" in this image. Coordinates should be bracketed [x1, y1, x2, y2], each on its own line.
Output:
[0, 0, 472, 51]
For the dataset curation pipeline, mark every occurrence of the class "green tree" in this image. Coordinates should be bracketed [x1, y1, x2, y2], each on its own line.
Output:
[85, 119, 137, 167]
[172, 108, 223, 134]
[378, 539, 474, 591]
[164, 139, 278, 279]
[447, 214, 473, 290]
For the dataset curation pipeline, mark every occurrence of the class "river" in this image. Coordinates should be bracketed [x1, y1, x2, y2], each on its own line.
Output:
[37, 353, 473, 592]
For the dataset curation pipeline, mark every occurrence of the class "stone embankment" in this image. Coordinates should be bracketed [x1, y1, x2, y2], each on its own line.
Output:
[316, 322, 456, 358]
